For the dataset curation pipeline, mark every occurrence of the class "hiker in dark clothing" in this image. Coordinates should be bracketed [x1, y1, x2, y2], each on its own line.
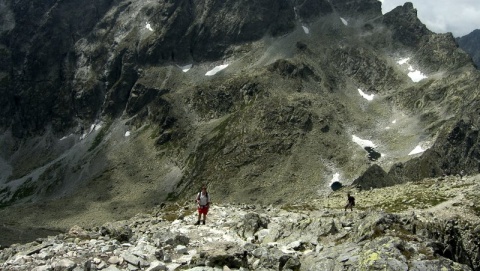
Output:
[345, 193, 355, 212]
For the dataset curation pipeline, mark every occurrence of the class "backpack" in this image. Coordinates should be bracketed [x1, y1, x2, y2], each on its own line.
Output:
[196, 191, 209, 203]
[349, 196, 355, 206]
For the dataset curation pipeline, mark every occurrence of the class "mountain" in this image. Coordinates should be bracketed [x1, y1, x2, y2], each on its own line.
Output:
[457, 29, 480, 68]
[0, 0, 480, 253]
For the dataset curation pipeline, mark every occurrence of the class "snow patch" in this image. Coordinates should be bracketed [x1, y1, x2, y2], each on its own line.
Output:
[302, 25, 310, 34]
[408, 145, 425, 155]
[60, 134, 72, 141]
[340, 17, 348, 26]
[397, 58, 410, 65]
[145, 22, 153, 31]
[357, 88, 374, 101]
[205, 64, 229, 76]
[352, 135, 376, 148]
[329, 173, 340, 185]
[179, 64, 192, 73]
[397, 57, 427, 82]
[125, 131, 131, 137]
[407, 69, 427, 82]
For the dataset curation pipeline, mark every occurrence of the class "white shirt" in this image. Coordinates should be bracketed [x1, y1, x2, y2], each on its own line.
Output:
[197, 191, 210, 206]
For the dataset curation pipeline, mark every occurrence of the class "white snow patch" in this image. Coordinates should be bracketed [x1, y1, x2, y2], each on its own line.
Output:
[60, 134, 72, 141]
[357, 88, 374, 101]
[145, 22, 153, 31]
[407, 69, 427, 82]
[392, 120, 397, 124]
[397, 58, 410, 65]
[397, 57, 427, 82]
[205, 64, 229, 76]
[329, 173, 340, 185]
[408, 145, 425, 155]
[340, 17, 348, 26]
[125, 131, 131, 137]
[302, 25, 310, 34]
[179, 64, 192, 72]
[352, 135, 376, 148]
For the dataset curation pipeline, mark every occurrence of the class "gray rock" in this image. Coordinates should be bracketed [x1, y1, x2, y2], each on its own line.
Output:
[120, 252, 150, 267]
[52, 258, 76, 271]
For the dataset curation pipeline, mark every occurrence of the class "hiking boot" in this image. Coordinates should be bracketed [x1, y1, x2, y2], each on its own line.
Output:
[194, 221, 200, 225]
[202, 220, 205, 225]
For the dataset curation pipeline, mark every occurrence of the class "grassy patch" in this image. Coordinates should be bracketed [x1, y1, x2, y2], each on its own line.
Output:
[0, 178, 37, 208]
[372, 193, 449, 213]
[281, 203, 317, 212]
[159, 203, 195, 222]
[166, 192, 178, 202]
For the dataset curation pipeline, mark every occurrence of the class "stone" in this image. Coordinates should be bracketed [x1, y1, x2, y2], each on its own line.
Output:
[120, 252, 149, 267]
[52, 258, 76, 270]
[145, 261, 167, 271]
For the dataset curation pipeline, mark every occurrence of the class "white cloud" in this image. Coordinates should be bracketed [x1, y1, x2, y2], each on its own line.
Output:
[381, 0, 480, 37]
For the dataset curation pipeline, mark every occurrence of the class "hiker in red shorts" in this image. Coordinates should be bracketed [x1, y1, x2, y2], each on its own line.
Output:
[195, 185, 211, 225]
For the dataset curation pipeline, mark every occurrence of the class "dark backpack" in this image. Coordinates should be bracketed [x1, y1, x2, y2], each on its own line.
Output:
[349, 196, 355, 206]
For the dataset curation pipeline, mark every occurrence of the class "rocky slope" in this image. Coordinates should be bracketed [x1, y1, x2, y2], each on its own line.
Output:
[1, 174, 479, 270]
[0, 0, 480, 256]
[457, 29, 480, 68]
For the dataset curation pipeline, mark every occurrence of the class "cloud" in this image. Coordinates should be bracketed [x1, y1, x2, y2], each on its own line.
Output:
[381, 0, 480, 37]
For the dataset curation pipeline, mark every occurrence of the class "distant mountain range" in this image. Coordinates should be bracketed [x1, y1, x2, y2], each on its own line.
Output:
[457, 29, 480, 68]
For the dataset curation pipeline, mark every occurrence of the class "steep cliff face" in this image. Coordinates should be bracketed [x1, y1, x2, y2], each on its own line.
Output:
[457, 29, 480, 68]
[0, 0, 479, 232]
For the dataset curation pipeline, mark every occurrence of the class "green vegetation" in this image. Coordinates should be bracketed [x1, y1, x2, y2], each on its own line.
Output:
[0, 178, 37, 208]
[159, 203, 195, 222]
[281, 203, 317, 212]
[373, 193, 449, 213]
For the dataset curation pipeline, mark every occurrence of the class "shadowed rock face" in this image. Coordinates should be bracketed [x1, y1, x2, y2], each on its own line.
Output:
[457, 29, 480, 69]
[0, 0, 480, 246]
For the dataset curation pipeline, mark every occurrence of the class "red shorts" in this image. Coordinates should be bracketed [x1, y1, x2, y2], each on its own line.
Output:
[197, 206, 209, 215]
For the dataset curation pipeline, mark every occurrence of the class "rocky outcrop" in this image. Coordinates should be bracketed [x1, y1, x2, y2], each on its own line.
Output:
[457, 29, 480, 69]
[1, 199, 478, 271]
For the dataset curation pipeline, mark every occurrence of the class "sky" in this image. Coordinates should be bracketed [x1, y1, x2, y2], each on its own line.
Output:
[380, 0, 480, 37]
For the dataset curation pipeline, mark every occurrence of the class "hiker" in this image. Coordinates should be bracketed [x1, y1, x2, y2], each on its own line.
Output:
[345, 193, 355, 212]
[195, 185, 210, 225]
